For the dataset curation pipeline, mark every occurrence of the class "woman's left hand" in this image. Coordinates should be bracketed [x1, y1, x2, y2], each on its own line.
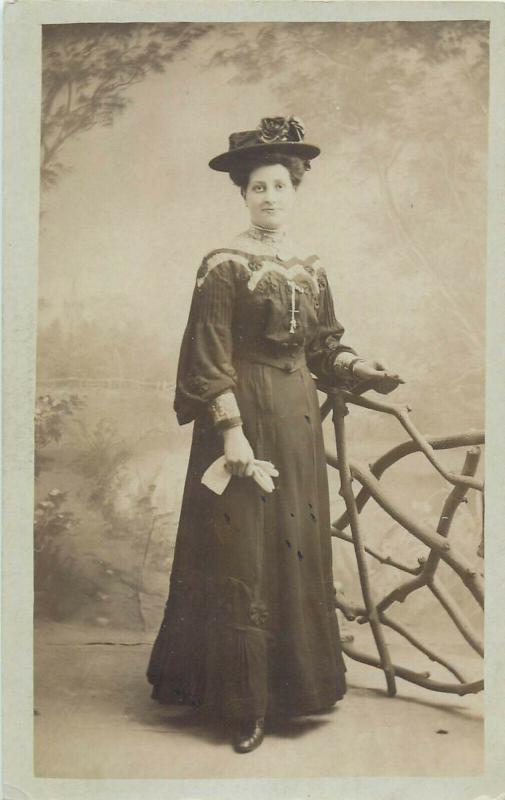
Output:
[351, 359, 404, 394]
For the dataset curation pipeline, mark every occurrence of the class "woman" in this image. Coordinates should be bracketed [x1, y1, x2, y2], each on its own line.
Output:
[147, 116, 402, 753]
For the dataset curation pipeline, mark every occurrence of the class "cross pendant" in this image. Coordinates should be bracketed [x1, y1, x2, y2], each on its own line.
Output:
[288, 281, 301, 334]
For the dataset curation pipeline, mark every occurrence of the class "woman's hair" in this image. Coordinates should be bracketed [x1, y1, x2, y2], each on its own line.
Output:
[228, 151, 309, 193]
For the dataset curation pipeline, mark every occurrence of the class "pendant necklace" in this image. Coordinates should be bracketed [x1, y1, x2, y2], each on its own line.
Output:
[287, 279, 301, 333]
[242, 226, 301, 332]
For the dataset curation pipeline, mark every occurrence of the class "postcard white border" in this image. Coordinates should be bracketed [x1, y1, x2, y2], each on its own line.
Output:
[2, 2, 505, 799]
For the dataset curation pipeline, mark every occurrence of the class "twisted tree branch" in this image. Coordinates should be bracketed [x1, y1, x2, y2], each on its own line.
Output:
[333, 429, 484, 531]
[379, 613, 468, 683]
[342, 391, 483, 492]
[332, 526, 423, 575]
[342, 642, 484, 695]
[331, 394, 397, 696]
[429, 578, 484, 657]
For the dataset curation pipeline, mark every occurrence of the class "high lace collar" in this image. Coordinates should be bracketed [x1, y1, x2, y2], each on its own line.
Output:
[231, 225, 298, 261]
[244, 225, 289, 246]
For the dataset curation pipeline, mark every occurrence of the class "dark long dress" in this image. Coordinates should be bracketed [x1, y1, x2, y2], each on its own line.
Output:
[147, 233, 355, 723]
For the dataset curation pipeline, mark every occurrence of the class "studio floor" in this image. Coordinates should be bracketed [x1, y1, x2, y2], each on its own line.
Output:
[34, 621, 483, 779]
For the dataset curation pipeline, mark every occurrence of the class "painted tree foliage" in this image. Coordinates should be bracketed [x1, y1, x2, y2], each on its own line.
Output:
[41, 22, 212, 187]
[210, 22, 488, 363]
[38, 22, 488, 420]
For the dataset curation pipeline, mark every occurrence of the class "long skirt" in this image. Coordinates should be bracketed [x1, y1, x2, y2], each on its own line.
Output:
[147, 361, 347, 722]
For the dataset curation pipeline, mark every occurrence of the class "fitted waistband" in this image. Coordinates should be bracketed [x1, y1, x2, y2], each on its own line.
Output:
[235, 345, 307, 374]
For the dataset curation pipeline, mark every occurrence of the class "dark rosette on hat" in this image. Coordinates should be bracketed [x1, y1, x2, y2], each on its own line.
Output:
[258, 117, 291, 144]
[209, 115, 320, 172]
[258, 116, 305, 144]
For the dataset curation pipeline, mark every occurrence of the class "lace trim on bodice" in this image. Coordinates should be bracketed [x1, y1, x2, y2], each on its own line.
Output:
[196, 247, 322, 296]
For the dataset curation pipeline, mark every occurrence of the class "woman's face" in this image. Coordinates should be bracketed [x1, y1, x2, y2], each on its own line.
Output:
[243, 163, 296, 230]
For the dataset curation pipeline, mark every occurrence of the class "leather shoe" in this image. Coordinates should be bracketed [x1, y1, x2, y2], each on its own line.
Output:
[233, 717, 265, 753]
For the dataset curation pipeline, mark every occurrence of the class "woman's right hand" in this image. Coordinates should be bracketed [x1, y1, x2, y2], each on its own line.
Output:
[222, 426, 255, 477]
[351, 359, 404, 394]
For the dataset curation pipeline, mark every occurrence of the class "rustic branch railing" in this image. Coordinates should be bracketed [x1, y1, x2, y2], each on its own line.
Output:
[318, 383, 484, 698]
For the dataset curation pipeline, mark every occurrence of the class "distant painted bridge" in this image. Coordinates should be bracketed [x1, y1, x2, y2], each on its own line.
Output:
[37, 377, 176, 393]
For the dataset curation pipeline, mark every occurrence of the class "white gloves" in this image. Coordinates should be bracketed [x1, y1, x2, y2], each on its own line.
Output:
[201, 456, 279, 495]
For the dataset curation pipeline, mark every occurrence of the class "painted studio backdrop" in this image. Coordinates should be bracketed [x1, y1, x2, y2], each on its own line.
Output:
[34, 20, 486, 771]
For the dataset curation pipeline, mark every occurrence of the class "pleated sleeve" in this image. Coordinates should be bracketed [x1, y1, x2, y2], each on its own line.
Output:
[174, 257, 238, 425]
[305, 266, 358, 388]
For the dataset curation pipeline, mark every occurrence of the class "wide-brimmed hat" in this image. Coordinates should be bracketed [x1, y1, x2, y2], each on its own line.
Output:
[208, 116, 320, 172]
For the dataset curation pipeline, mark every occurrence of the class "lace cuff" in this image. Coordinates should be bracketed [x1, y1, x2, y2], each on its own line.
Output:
[333, 352, 364, 379]
[209, 392, 243, 431]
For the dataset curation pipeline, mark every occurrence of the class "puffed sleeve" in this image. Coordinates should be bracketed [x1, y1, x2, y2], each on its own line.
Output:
[174, 256, 238, 425]
[305, 266, 358, 387]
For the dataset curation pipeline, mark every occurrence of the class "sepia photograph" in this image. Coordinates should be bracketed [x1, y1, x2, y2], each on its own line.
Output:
[3, 2, 505, 798]
[32, 16, 487, 778]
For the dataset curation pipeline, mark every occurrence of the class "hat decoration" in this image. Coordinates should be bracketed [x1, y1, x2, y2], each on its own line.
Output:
[209, 116, 320, 172]
[258, 116, 305, 144]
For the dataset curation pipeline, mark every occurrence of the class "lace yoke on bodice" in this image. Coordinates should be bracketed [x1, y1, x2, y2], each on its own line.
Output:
[174, 227, 355, 424]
